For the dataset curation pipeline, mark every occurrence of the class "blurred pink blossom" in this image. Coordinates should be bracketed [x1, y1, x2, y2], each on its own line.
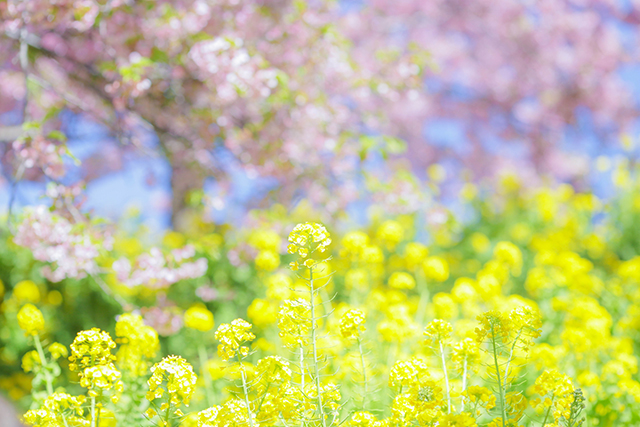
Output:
[112, 245, 208, 289]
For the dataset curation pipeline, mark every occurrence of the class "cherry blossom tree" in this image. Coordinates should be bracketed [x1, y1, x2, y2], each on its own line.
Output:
[344, 0, 640, 181]
[1, 0, 640, 226]
[0, 0, 426, 227]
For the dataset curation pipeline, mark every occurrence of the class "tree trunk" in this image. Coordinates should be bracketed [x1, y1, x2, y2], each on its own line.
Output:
[169, 155, 205, 233]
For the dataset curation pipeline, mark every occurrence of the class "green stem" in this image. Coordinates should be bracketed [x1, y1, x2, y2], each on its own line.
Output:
[198, 344, 214, 407]
[164, 398, 172, 427]
[541, 398, 554, 426]
[96, 397, 102, 427]
[299, 345, 305, 427]
[300, 345, 305, 392]
[237, 353, 256, 427]
[461, 358, 468, 411]
[257, 381, 272, 414]
[503, 328, 523, 391]
[357, 337, 368, 410]
[491, 326, 507, 427]
[33, 333, 54, 395]
[309, 268, 327, 427]
[439, 341, 451, 413]
[90, 396, 96, 427]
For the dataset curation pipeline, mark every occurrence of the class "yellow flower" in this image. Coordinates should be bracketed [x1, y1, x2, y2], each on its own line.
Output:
[404, 242, 429, 270]
[377, 304, 418, 343]
[255, 250, 280, 271]
[13, 280, 41, 303]
[287, 222, 331, 260]
[388, 272, 416, 290]
[213, 399, 255, 426]
[428, 163, 446, 182]
[470, 233, 490, 254]
[345, 411, 386, 427]
[423, 256, 449, 282]
[48, 342, 68, 360]
[204, 359, 226, 381]
[494, 241, 523, 276]
[475, 310, 510, 344]
[247, 298, 277, 328]
[436, 412, 477, 427]
[214, 319, 256, 361]
[305, 382, 342, 417]
[451, 338, 480, 373]
[278, 299, 311, 349]
[376, 220, 404, 249]
[184, 304, 215, 332]
[17, 304, 45, 336]
[531, 369, 575, 422]
[424, 319, 453, 346]
[196, 406, 221, 427]
[345, 268, 369, 291]
[68, 328, 116, 372]
[463, 386, 496, 411]
[262, 273, 292, 301]
[249, 229, 281, 252]
[256, 355, 292, 384]
[21, 351, 40, 373]
[147, 355, 197, 408]
[115, 313, 159, 376]
[433, 292, 459, 319]
[80, 363, 122, 392]
[362, 245, 384, 264]
[46, 291, 63, 306]
[162, 231, 186, 249]
[451, 278, 478, 303]
[389, 357, 429, 389]
[340, 308, 366, 340]
[341, 231, 370, 259]
[506, 391, 527, 419]
[23, 392, 86, 427]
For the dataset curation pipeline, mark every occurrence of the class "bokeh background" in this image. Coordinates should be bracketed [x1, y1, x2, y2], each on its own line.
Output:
[3, 1, 640, 426]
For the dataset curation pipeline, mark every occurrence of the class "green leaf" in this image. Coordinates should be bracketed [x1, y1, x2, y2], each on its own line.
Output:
[151, 47, 169, 63]
[64, 147, 82, 166]
[47, 130, 67, 142]
[22, 121, 41, 131]
[383, 136, 407, 155]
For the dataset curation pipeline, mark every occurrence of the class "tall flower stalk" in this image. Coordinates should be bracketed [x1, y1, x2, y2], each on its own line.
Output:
[287, 222, 333, 426]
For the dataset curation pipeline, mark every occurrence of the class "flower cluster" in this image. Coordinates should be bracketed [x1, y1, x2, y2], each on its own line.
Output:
[23, 392, 86, 426]
[214, 319, 256, 361]
[80, 363, 123, 399]
[115, 313, 160, 375]
[12, 137, 68, 180]
[277, 298, 312, 348]
[531, 369, 575, 423]
[13, 206, 109, 282]
[17, 304, 44, 336]
[340, 308, 366, 340]
[68, 328, 117, 372]
[21, 197, 640, 427]
[423, 319, 453, 345]
[184, 305, 215, 332]
[287, 222, 331, 270]
[146, 355, 198, 415]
